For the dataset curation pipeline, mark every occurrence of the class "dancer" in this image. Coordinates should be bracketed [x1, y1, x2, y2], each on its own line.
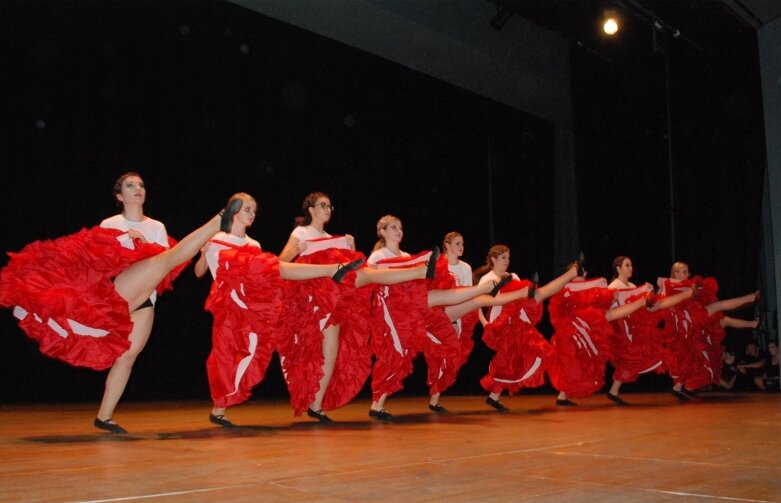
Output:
[547, 269, 656, 406]
[366, 216, 525, 419]
[193, 193, 362, 428]
[605, 256, 697, 405]
[0, 176, 234, 433]
[474, 245, 582, 412]
[661, 261, 760, 400]
[425, 231, 479, 413]
[277, 193, 441, 423]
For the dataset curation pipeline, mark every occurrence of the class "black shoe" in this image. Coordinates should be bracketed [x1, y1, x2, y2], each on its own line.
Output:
[307, 408, 334, 423]
[428, 403, 449, 414]
[219, 199, 243, 233]
[607, 393, 630, 406]
[209, 413, 238, 428]
[485, 397, 509, 412]
[489, 274, 512, 297]
[576, 251, 586, 277]
[671, 389, 690, 402]
[369, 408, 393, 420]
[332, 258, 364, 284]
[556, 398, 578, 406]
[94, 417, 128, 434]
[426, 246, 441, 279]
[682, 388, 699, 398]
[528, 271, 539, 299]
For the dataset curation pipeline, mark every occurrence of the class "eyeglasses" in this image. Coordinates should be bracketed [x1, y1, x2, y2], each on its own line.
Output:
[316, 202, 334, 212]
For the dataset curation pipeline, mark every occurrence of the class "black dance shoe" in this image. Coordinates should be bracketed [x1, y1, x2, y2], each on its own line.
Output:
[94, 417, 128, 434]
[219, 199, 244, 233]
[528, 271, 539, 299]
[489, 274, 512, 297]
[671, 389, 690, 402]
[307, 408, 334, 423]
[485, 396, 509, 412]
[576, 251, 586, 277]
[209, 413, 238, 429]
[332, 258, 364, 284]
[607, 393, 630, 406]
[428, 403, 449, 414]
[369, 409, 393, 420]
[425, 246, 441, 279]
[555, 398, 578, 406]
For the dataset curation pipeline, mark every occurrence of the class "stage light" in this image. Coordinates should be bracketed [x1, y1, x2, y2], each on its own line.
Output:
[603, 17, 619, 35]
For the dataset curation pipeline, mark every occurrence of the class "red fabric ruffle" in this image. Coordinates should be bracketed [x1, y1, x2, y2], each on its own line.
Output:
[0, 226, 184, 370]
[276, 247, 371, 415]
[609, 289, 667, 383]
[547, 283, 615, 398]
[205, 246, 282, 407]
[481, 290, 553, 395]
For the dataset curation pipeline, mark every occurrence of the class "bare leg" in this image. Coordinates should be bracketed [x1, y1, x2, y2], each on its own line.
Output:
[114, 214, 221, 311]
[427, 282, 496, 307]
[705, 291, 759, 317]
[279, 262, 339, 280]
[309, 324, 340, 412]
[97, 306, 154, 422]
[648, 288, 693, 311]
[605, 298, 646, 322]
[430, 392, 441, 407]
[721, 316, 759, 329]
[355, 265, 425, 288]
[535, 266, 579, 302]
[443, 289, 531, 320]
[371, 393, 388, 412]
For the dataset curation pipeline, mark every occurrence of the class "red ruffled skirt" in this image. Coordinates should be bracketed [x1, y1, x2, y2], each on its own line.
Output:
[0, 227, 187, 370]
[547, 286, 615, 398]
[610, 290, 668, 383]
[205, 246, 283, 408]
[480, 280, 553, 395]
[276, 247, 371, 415]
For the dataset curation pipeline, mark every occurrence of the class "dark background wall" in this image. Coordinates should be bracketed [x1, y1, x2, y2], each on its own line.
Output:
[0, 0, 764, 403]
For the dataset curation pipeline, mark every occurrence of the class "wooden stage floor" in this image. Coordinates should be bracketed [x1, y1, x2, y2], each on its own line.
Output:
[0, 391, 779, 502]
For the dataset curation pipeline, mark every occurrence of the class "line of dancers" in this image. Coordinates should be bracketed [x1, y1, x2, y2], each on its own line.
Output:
[0, 173, 763, 434]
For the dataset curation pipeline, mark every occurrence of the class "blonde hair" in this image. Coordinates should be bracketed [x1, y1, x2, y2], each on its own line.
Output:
[372, 214, 400, 251]
[442, 231, 463, 251]
[671, 261, 689, 278]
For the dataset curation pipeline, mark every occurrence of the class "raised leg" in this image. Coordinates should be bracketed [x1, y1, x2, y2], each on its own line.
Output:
[114, 214, 221, 311]
[605, 298, 646, 322]
[535, 265, 579, 302]
[280, 262, 339, 280]
[705, 291, 759, 317]
[355, 265, 426, 288]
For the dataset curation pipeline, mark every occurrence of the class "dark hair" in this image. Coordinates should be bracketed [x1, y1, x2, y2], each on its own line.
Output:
[611, 256, 630, 282]
[472, 244, 509, 284]
[294, 192, 329, 227]
[112, 172, 142, 211]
